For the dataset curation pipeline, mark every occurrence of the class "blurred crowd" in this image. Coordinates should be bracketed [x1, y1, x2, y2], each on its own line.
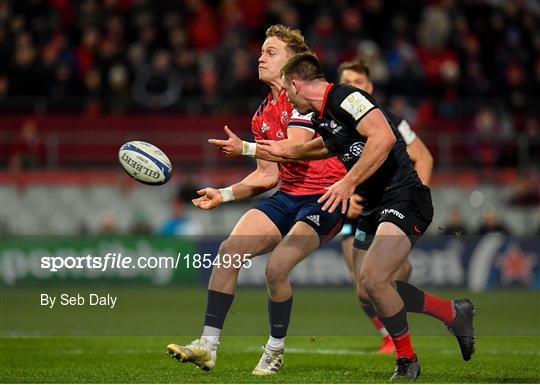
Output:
[0, 0, 538, 115]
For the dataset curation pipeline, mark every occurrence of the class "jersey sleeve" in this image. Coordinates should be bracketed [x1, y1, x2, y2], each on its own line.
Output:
[287, 109, 315, 133]
[251, 115, 264, 141]
[336, 88, 378, 127]
[396, 119, 417, 145]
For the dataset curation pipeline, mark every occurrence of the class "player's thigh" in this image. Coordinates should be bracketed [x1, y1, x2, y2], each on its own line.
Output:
[265, 220, 320, 278]
[361, 221, 412, 282]
[223, 208, 282, 257]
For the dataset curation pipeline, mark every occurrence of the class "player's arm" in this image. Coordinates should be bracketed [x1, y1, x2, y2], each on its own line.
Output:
[254, 126, 313, 162]
[346, 109, 396, 185]
[193, 159, 279, 210]
[318, 109, 396, 213]
[396, 119, 433, 186]
[406, 137, 433, 186]
[208, 122, 329, 162]
[257, 136, 333, 161]
[208, 125, 294, 162]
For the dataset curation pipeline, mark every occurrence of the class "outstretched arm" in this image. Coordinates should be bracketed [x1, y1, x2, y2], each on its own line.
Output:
[192, 158, 279, 210]
[208, 125, 331, 162]
[257, 136, 332, 161]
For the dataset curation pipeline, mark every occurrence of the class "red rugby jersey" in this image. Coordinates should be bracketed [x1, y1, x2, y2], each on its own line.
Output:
[251, 89, 346, 195]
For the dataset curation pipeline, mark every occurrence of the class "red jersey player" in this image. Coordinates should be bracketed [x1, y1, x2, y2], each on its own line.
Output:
[167, 25, 345, 375]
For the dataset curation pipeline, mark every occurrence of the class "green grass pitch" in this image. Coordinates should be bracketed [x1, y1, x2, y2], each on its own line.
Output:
[1, 288, 539, 383]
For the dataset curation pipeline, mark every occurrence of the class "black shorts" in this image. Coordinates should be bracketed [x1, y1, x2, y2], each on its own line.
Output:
[255, 191, 345, 244]
[352, 185, 433, 250]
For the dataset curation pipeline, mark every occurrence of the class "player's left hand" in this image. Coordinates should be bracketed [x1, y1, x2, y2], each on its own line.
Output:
[318, 178, 356, 214]
[208, 126, 243, 157]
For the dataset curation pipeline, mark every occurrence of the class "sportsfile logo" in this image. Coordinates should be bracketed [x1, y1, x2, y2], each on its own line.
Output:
[381, 208, 405, 219]
[121, 152, 160, 179]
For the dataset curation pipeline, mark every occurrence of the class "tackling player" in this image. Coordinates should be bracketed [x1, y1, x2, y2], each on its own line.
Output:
[258, 53, 476, 380]
[338, 60, 433, 354]
[166, 26, 346, 375]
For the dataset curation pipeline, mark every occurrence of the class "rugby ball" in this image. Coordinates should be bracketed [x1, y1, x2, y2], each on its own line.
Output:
[118, 141, 172, 185]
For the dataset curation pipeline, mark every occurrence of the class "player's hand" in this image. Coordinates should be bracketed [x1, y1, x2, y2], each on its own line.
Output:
[347, 193, 364, 219]
[208, 126, 243, 157]
[256, 139, 289, 158]
[318, 178, 356, 214]
[191, 187, 223, 210]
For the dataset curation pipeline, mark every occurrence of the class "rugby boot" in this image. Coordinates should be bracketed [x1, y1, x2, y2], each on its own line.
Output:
[167, 337, 217, 370]
[390, 354, 420, 381]
[446, 299, 476, 361]
[252, 345, 284, 375]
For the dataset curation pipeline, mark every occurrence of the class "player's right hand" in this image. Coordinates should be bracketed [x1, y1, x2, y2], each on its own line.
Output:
[192, 187, 223, 210]
[208, 126, 243, 157]
[347, 193, 364, 219]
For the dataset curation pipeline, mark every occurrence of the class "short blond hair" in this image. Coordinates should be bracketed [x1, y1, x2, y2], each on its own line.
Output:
[265, 24, 309, 54]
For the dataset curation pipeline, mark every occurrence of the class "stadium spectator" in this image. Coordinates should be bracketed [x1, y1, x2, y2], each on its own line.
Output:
[7, 119, 46, 171]
[107, 64, 132, 113]
[442, 206, 468, 236]
[98, 210, 117, 235]
[508, 175, 540, 207]
[159, 200, 202, 236]
[476, 208, 510, 236]
[129, 210, 153, 235]
[160, 184, 202, 236]
[132, 50, 181, 111]
[468, 107, 504, 168]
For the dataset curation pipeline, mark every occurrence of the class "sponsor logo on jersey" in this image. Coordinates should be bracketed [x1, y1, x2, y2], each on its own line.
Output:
[381, 208, 405, 219]
[281, 111, 289, 124]
[261, 122, 270, 132]
[330, 120, 343, 134]
[340, 92, 375, 120]
[339, 141, 365, 163]
[306, 215, 320, 226]
[276, 130, 285, 139]
[349, 142, 364, 156]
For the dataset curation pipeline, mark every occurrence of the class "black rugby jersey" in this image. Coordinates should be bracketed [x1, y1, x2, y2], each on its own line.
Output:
[312, 83, 420, 204]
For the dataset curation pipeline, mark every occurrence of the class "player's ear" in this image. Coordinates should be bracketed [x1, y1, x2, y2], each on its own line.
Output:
[367, 81, 374, 94]
[291, 79, 300, 94]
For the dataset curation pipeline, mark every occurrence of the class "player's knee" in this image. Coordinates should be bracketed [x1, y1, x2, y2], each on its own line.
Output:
[360, 268, 386, 296]
[214, 239, 241, 272]
[401, 260, 413, 281]
[265, 264, 287, 288]
[355, 280, 370, 302]
[218, 238, 232, 255]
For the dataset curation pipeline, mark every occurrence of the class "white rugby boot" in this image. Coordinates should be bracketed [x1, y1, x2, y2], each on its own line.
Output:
[167, 337, 217, 371]
[251, 344, 284, 375]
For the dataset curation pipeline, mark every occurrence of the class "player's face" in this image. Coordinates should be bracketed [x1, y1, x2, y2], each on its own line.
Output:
[340, 69, 373, 94]
[258, 37, 293, 85]
[281, 75, 310, 114]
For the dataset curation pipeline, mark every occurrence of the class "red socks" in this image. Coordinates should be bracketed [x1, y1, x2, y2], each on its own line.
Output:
[392, 331, 415, 359]
[423, 293, 455, 324]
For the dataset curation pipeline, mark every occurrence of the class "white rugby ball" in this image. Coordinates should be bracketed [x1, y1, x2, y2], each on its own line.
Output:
[118, 141, 172, 185]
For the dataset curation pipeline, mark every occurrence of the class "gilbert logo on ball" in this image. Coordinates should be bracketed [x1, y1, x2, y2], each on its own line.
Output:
[118, 141, 172, 185]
